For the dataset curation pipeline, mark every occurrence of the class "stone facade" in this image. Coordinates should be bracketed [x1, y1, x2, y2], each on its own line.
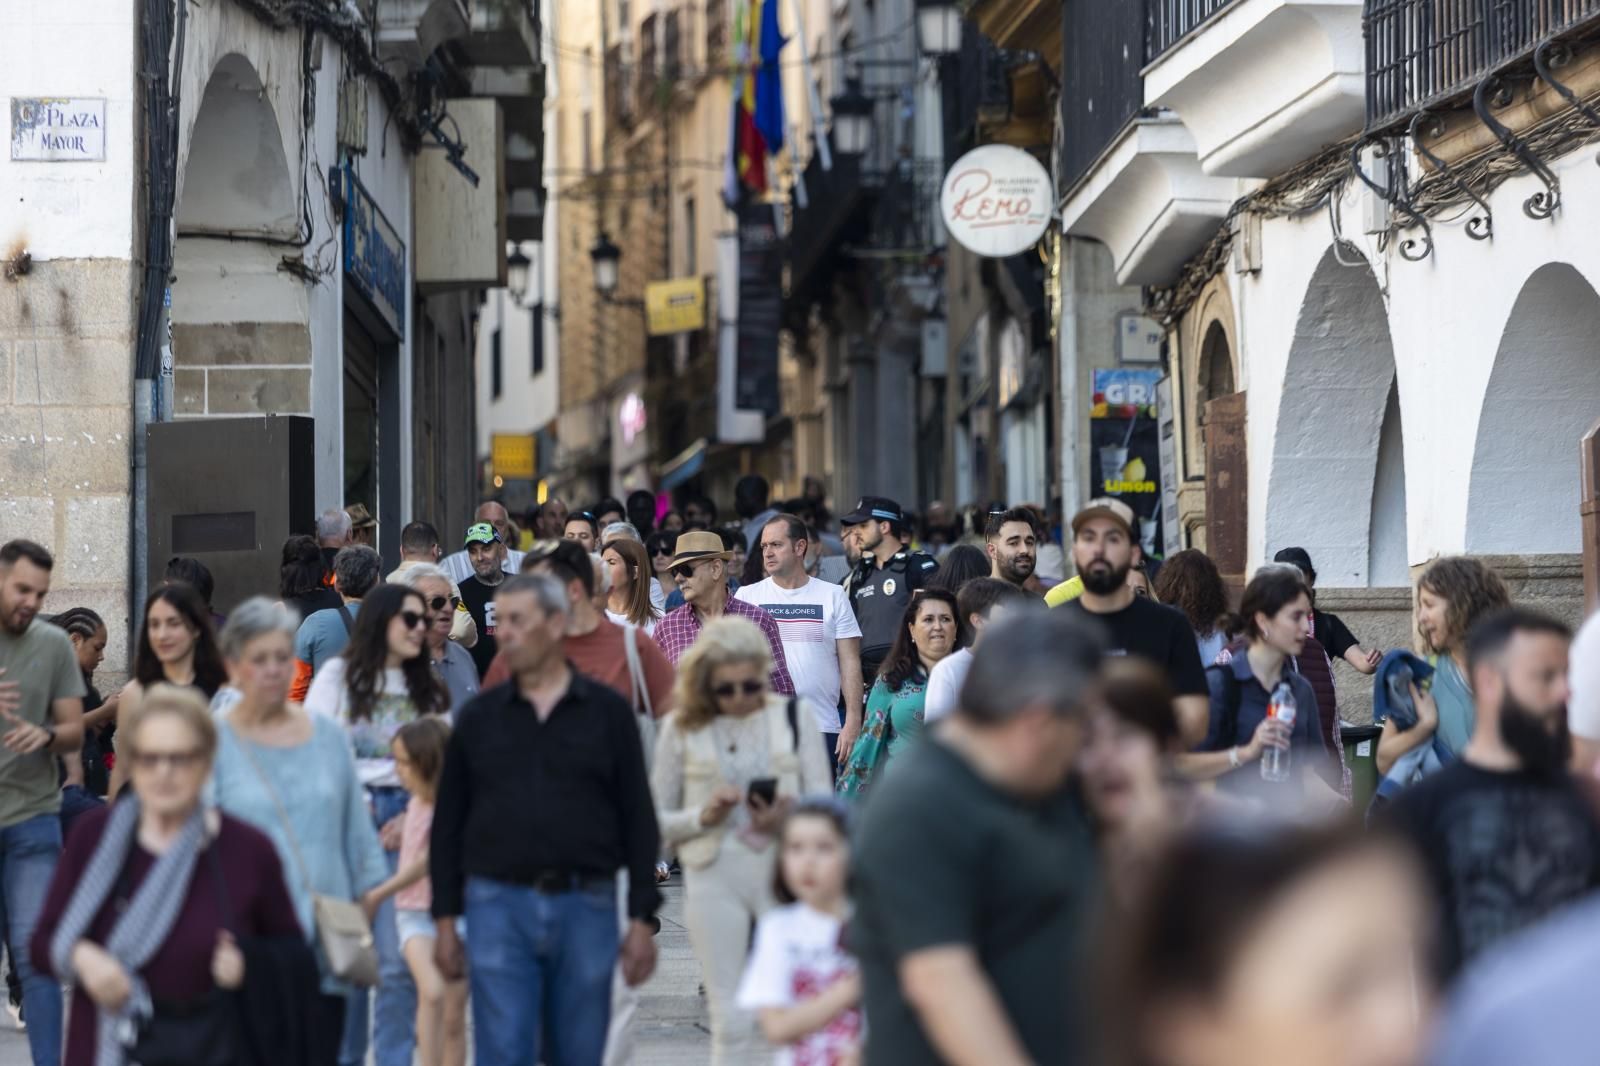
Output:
[0, 257, 136, 680]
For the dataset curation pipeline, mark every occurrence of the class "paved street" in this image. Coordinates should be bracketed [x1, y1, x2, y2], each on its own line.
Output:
[0, 881, 709, 1066]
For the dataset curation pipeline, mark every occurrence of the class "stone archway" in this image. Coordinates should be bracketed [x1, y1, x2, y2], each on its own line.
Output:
[170, 53, 311, 419]
[1265, 243, 1406, 587]
[1465, 263, 1600, 555]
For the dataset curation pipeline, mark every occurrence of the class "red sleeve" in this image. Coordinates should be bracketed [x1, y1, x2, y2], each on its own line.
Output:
[31, 804, 110, 979]
[482, 651, 511, 689]
[638, 631, 677, 719]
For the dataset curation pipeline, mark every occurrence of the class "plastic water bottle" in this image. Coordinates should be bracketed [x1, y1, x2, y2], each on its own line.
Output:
[1260, 682, 1297, 783]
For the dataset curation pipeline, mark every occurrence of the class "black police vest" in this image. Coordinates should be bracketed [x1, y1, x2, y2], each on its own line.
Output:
[850, 551, 938, 656]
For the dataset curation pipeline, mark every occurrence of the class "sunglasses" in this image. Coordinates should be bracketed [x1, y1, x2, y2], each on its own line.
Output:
[426, 595, 460, 612]
[651, 546, 672, 557]
[713, 680, 765, 698]
[399, 611, 427, 630]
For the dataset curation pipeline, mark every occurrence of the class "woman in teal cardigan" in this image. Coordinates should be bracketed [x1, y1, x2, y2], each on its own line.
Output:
[838, 589, 961, 798]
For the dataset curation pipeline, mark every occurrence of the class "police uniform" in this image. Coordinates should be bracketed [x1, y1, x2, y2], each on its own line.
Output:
[849, 547, 939, 685]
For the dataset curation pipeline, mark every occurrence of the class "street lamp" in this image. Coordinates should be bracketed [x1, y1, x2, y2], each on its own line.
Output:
[506, 245, 531, 303]
[829, 77, 874, 158]
[590, 231, 621, 296]
[914, 0, 962, 56]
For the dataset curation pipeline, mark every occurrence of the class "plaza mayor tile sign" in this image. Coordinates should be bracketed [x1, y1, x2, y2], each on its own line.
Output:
[10, 98, 106, 161]
[939, 144, 1051, 259]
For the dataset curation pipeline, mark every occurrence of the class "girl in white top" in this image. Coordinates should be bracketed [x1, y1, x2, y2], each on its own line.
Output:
[737, 798, 863, 1066]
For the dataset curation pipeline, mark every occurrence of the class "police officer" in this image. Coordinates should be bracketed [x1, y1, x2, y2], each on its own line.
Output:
[842, 496, 939, 687]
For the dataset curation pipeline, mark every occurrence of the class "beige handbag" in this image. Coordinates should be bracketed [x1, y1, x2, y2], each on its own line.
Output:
[226, 724, 380, 987]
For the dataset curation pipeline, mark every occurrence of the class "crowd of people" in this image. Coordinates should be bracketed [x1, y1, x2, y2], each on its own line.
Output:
[0, 468, 1595, 1066]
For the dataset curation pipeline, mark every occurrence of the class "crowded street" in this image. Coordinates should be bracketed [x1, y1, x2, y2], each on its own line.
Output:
[8, 0, 1600, 1064]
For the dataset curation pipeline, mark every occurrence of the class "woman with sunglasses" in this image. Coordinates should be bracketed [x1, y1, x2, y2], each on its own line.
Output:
[397, 565, 479, 714]
[652, 617, 832, 1064]
[304, 583, 448, 1065]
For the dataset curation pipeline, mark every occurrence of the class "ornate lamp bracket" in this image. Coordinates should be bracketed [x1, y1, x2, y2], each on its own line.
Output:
[1351, 133, 1433, 262]
[1473, 73, 1560, 220]
[1409, 110, 1492, 240]
[1533, 39, 1600, 169]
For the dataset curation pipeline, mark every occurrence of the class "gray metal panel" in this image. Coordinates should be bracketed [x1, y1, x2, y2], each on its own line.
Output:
[147, 416, 315, 613]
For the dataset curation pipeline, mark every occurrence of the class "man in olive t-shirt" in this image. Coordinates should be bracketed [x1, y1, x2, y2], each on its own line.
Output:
[0, 540, 86, 1066]
[850, 610, 1102, 1066]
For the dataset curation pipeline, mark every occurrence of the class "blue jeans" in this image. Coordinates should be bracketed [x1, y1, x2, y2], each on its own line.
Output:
[466, 876, 620, 1066]
[338, 786, 416, 1066]
[0, 815, 62, 1066]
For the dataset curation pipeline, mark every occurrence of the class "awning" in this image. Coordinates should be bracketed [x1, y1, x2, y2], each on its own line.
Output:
[659, 438, 709, 492]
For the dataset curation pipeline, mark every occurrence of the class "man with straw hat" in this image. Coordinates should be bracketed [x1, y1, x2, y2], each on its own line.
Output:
[652, 531, 796, 695]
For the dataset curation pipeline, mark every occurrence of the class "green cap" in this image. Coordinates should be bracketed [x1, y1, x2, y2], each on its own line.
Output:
[464, 522, 501, 547]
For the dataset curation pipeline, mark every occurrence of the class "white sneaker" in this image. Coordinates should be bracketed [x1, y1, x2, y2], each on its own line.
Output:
[7, 1000, 24, 1032]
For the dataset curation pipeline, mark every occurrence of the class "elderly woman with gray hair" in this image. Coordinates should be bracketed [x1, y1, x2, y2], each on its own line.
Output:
[32, 684, 303, 1066]
[207, 597, 389, 1065]
[397, 563, 480, 713]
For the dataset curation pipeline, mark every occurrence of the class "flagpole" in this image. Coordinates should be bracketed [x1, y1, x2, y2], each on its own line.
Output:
[786, 0, 832, 172]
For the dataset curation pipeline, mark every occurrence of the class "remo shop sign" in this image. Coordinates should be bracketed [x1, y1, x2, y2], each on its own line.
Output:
[939, 144, 1051, 259]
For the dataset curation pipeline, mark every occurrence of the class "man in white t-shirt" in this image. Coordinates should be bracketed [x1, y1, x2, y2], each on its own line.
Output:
[1567, 610, 1600, 775]
[738, 514, 864, 777]
[924, 578, 1033, 724]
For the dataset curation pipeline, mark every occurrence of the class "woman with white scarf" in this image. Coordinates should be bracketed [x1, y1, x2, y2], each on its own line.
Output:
[31, 685, 302, 1066]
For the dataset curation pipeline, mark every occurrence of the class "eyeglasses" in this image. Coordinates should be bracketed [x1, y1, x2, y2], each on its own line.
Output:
[130, 749, 204, 772]
[712, 680, 765, 699]
[399, 611, 427, 630]
[426, 595, 460, 612]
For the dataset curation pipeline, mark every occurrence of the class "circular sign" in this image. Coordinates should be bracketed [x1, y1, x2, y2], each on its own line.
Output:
[939, 145, 1052, 258]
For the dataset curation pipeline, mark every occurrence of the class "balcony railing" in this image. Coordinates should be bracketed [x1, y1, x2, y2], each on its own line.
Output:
[1147, 0, 1240, 62]
[1366, 0, 1600, 129]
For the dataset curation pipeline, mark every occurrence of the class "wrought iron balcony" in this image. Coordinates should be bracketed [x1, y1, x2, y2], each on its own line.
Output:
[863, 157, 946, 257]
[1366, 0, 1600, 129]
[1147, 0, 1241, 62]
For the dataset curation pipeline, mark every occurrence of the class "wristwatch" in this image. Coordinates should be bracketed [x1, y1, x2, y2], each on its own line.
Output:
[1227, 746, 1241, 769]
[41, 724, 56, 748]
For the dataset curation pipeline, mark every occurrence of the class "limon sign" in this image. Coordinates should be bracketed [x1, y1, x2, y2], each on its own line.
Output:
[939, 145, 1052, 259]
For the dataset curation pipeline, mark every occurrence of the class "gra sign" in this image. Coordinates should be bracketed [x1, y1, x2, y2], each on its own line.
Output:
[939, 145, 1052, 258]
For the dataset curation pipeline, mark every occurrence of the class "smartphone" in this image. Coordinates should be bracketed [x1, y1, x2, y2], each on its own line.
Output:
[748, 777, 778, 806]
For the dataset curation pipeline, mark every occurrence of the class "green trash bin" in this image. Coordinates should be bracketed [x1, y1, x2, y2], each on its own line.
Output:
[1341, 723, 1384, 812]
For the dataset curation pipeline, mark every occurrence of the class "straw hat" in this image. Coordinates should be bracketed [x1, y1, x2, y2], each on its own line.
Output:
[667, 530, 734, 570]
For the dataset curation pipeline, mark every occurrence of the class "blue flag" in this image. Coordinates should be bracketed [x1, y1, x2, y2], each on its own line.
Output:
[753, 0, 785, 156]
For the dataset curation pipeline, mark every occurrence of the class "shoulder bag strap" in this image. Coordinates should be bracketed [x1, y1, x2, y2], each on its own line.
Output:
[623, 623, 652, 717]
[223, 723, 315, 899]
[336, 603, 354, 636]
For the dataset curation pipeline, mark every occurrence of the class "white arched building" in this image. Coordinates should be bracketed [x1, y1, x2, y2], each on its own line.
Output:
[1056, 0, 1600, 715]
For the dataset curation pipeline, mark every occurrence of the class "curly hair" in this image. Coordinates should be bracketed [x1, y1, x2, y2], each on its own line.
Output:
[670, 616, 772, 732]
[1153, 549, 1231, 638]
[338, 584, 446, 722]
[1418, 556, 1511, 655]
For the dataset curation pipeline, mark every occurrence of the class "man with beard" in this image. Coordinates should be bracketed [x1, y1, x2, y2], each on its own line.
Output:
[456, 523, 510, 678]
[984, 507, 1042, 594]
[1058, 499, 1209, 746]
[0, 540, 85, 1066]
[1388, 607, 1600, 983]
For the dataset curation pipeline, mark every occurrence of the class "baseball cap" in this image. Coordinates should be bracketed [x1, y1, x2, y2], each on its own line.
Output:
[1070, 497, 1136, 537]
[463, 522, 502, 547]
[840, 496, 905, 527]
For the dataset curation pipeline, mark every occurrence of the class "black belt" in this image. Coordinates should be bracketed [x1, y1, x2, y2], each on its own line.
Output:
[514, 870, 614, 895]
